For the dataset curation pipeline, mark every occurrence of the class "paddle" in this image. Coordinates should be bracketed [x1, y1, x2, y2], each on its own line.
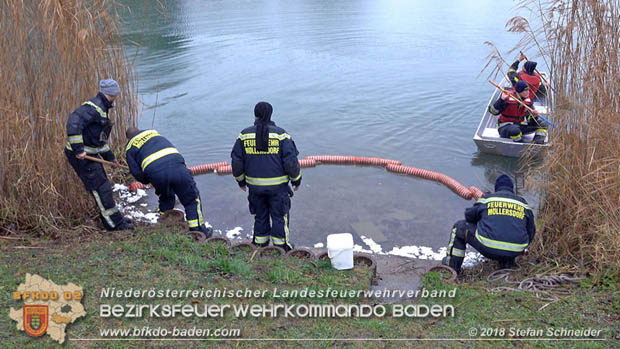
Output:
[488, 80, 538, 114]
[489, 80, 547, 129]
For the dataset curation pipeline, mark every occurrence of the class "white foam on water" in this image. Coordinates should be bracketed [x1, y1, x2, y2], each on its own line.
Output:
[360, 235, 384, 254]
[353, 244, 374, 254]
[226, 227, 243, 239]
[113, 183, 158, 223]
[314, 243, 324, 248]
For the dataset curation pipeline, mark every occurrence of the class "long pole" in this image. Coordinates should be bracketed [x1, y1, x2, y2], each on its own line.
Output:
[84, 155, 128, 169]
[488, 80, 538, 114]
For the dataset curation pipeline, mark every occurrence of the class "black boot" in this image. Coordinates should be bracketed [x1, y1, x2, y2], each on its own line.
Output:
[499, 259, 517, 269]
[533, 134, 546, 144]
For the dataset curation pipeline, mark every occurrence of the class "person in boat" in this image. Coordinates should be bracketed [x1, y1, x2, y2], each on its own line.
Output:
[489, 80, 548, 144]
[507, 52, 547, 101]
[65, 79, 134, 231]
[231, 101, 302, 252]
[125, 127, 213, 238]
[442, 174, 536, 273]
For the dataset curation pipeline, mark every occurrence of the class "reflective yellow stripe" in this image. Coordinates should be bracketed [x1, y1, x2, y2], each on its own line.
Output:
[290, 172, 301, 182]
[475, 230, 528, 252]
[68, 135, 83, 143]
[476, 197, 531, 210]
[254, 235, 269, 244]
[245, 175, 289, 186]
[536, 129, 548, 134]
[272, 237, 285, 245]
[284, 213, 290, 246]
[196, 198, 204, 226]
[125, 130, 160, 151]
[140, 147, 180, 171]
[238, 132, 291, 141]
[510, 132, 522, 140]
[66, 142, 109, 154]
[187, 219, 199, 228]
[92, 191, 115, 228]
[451, 248, 466, 257]
[235, 174, 245, 182]
[83, 144, 111, 154]
[83, 101, 107, 118]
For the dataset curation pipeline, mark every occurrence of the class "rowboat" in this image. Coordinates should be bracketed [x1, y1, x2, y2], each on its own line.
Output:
[473, 75, 552, 157]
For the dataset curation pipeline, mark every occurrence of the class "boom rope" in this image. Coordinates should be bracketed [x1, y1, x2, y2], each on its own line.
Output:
[127, 155, 484, 200]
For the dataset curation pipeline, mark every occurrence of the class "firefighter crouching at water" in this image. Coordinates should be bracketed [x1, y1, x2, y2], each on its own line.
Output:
[442, 175, 535, 273]
[489, 80, 548, 144]
[231, 102, 302, 252]
[65, 79, 134, 231]
[125, 127, 213, 238]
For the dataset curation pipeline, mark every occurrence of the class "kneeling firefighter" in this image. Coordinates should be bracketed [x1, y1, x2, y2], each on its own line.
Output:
[442, 175, 536, 273]
[125, 127, 213, 237]
[231, 102, 302, 252]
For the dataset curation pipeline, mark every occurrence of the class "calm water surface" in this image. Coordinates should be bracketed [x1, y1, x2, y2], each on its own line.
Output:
[119, 0, 538, 251]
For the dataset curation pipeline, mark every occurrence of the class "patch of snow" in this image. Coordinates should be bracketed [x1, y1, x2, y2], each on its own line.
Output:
[226, 227, 243, 239]
[314, 243, 324, 248]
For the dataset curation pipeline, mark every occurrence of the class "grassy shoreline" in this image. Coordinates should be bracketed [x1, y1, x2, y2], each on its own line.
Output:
[1, 226, 618, 348]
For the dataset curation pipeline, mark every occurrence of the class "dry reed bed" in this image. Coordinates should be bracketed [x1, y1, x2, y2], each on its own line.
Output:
[509, 0, 620, 273]
[0, 0, 137, 233]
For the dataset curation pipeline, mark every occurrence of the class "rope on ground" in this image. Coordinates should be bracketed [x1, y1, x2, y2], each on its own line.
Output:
[487, 269, 585, 301]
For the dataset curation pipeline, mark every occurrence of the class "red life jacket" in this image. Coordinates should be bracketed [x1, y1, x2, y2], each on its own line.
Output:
[498, 91, 532, 124]
[518, 70, 542, 100]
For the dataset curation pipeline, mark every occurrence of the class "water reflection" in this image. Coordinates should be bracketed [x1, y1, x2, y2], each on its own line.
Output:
[118, 0, 537, 250]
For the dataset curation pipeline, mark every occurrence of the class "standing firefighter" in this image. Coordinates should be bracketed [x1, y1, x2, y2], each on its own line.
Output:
[442, 175, 536, 273]
[125, 127, 213, 238]
[65, 79, 134, 231]
[231, 102, 302, 251]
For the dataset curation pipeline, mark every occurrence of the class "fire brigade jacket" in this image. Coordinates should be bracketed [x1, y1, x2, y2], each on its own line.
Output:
[66, 92, 116, 161]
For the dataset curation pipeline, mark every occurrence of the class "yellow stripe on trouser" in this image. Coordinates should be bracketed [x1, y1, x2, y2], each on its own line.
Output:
[92, 191, 116, 228]
[141, 147, 180, 171]
[187, 198, 205, 228]
[272, 213, 291, 247]
[445, 227, 456, 264]
[254, 235, 269, 244]
[475, 230, 528, 252]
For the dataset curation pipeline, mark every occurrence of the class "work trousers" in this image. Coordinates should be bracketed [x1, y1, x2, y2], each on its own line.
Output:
[148, 163, 206, 231]
[445, 220, 518, 272]
[248, 186, 292, 250]
[65, 150, 124, 230]
[498, 117, 549, 142]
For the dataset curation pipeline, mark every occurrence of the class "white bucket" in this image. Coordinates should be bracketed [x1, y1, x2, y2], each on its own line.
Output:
[327, 233, 354, 270]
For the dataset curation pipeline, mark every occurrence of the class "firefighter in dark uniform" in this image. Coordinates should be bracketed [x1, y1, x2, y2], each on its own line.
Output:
[125, 127, 213, 238]
[442, 175, 536, 273]
[231, 102, 302, 252]
[489, 80, 548, 144]
[507, 52, 547, 101]
[65, 79, 134, 231]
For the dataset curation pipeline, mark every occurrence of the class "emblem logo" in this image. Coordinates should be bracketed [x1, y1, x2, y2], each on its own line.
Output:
[23, 305, 48, 337]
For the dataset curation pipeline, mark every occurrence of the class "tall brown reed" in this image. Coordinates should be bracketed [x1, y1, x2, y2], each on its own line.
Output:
[0, 1, 137, 233]
[505, 1, 620, 273]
